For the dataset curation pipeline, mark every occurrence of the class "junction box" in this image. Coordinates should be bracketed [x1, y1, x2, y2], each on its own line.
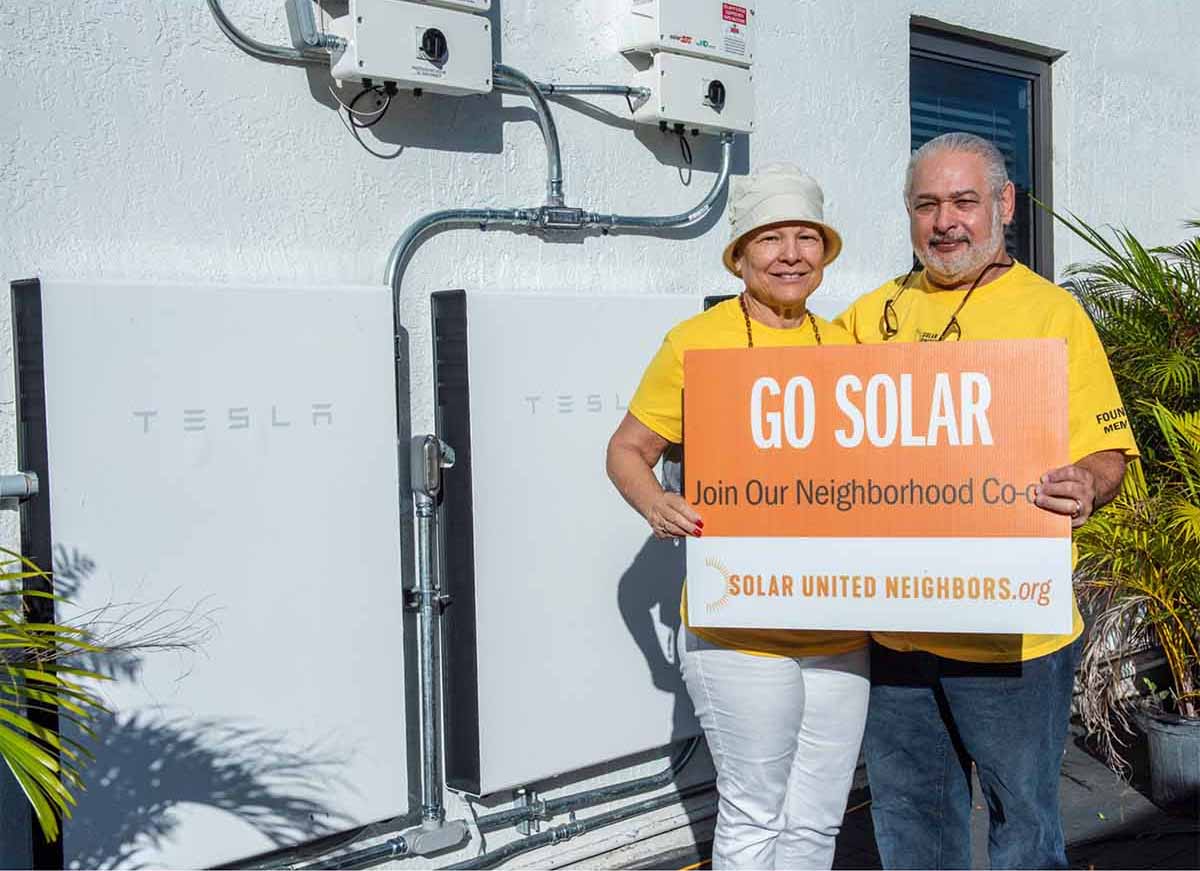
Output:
[329, 0, 493, 96]
[630, 50, 754, 135]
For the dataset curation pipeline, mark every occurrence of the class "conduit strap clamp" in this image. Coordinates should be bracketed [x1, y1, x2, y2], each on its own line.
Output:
[404, 589, 453, 612]
[411, 435, 456, 499]
[0, 472, 39, 501]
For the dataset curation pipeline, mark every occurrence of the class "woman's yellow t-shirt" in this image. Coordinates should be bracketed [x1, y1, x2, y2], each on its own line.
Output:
[628, 297, 869, 659]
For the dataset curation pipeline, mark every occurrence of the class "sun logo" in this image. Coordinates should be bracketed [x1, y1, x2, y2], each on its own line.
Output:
[705, 556, 733, 614]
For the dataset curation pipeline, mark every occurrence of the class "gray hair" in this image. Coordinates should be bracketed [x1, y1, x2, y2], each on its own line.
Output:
[903, 132, 1010, 204]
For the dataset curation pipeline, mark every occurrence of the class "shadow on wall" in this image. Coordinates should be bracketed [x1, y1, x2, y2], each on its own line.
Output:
[64, 712, 353, 871]
[53, 547, 354, 870]
[617, 533, 695, 743]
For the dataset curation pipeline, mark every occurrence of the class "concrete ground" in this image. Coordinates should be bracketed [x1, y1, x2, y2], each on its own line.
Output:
[836, 722, 1198, 870]
[640, 722, 1198, 870]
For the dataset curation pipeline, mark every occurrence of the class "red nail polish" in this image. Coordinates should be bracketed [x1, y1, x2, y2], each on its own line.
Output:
[694, 529, 703, 537]
[696, 520, 705, 528]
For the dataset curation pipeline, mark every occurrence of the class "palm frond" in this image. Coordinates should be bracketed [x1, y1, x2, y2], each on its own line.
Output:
[1051, 190, 1200, 775]
[0, 547, 111, 841]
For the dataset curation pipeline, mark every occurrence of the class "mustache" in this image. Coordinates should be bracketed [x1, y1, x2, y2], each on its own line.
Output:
[929, 232, 971, 245]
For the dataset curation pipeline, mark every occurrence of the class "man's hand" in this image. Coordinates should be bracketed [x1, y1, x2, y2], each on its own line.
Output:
[1035, 449, 1127, 529]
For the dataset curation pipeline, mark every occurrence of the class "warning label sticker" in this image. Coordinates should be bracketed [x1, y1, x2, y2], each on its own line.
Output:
[724, 22, 747, 58]
[722, 3, 748, 25]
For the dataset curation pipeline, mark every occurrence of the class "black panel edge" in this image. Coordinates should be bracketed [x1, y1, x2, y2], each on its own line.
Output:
[11, 278, 64, 869]
[703, 294, 736, 311]
[431, 290, 482, 796]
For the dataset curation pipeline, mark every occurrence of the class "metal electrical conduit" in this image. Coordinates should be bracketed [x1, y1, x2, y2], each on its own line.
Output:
[474, 735, 700, 833]
[206, 0, 327, 64]
[446, 781, 717, 871]
[313, 737, 704, 870]
[383, 130, 734, 292]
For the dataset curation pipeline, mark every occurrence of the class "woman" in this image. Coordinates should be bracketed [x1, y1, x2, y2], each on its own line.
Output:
[606, 164, 869, 870]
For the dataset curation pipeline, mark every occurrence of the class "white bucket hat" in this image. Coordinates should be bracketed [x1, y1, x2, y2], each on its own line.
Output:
[721, 163, 843, 276]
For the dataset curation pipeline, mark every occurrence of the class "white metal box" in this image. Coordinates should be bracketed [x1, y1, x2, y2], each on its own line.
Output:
[621, 0, 755, 68]
[330, 0, 493, 96]
[13, 279, 410, 869]
[432, 291, 704, 796]
[632, 51, 754, 135]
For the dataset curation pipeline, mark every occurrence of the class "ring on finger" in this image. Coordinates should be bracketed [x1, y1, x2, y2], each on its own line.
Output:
[1070, 498, 1082, 519]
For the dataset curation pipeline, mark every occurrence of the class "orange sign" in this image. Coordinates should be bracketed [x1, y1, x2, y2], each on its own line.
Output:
[682, 340, 1073, 633]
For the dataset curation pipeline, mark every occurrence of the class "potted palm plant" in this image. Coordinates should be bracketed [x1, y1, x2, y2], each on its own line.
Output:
[1055, 211, 1200, 810]
[1075, 405, 1199, 807]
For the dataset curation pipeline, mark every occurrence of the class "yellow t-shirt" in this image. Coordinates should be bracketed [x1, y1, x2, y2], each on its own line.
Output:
[629, 297, 869, 659]
[836, 262, 1140, 663]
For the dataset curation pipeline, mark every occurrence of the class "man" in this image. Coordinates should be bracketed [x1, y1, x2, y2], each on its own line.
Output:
[836, 132, 1139, 870]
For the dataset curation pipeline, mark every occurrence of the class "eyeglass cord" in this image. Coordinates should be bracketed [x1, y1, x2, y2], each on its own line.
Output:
[884, 258, 1013, 341]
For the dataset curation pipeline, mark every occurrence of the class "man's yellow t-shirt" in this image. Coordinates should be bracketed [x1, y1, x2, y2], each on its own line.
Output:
[836, 261, 1140, 663]
[629, 297, 868, 659]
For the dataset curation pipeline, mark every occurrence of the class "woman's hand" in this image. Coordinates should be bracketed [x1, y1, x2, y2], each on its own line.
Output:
[607, 412, 704, 539]
[646, 491, 703, 540]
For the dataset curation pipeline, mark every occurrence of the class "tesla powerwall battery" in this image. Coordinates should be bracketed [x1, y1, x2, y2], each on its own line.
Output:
[432, 291, 703, 796]
[12, 279, 408, 870]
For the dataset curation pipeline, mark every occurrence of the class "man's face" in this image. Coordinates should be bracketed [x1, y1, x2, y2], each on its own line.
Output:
[907, 150, 1015, 287]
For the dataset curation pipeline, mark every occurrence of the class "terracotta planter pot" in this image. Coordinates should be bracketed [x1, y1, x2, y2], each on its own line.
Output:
[1139, 708, 1200, 811]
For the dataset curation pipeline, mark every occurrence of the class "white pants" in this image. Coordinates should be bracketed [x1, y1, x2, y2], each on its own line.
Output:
[679, 633, 870, 870]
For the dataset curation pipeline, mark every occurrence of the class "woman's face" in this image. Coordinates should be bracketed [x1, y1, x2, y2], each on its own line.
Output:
[734, 222, 826, 310]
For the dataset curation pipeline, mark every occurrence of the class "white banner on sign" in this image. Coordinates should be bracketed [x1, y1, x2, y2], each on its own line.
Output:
[687, 537, 1072, 635]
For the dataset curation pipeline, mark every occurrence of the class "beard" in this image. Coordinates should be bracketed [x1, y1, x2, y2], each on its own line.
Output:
[917, 201, 1007, 285]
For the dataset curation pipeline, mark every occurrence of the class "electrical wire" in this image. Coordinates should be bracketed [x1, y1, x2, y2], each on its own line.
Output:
[347, 85, 391, 129]
[677, 130, 693, 186]
[330, 82, 402, 158]
[678, 131, 693, 166]
[336, 107, 403, 160]
[326, 83, 390, 122]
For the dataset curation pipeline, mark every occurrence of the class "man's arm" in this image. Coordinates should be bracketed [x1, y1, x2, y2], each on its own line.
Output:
[1035, 449, 1128, 528]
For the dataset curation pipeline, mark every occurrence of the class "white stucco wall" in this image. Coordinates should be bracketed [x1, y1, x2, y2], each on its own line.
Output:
[2, 1, 1198, 866]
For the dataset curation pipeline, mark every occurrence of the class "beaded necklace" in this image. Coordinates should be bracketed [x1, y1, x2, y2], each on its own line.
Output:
[738, 292, 822, 348]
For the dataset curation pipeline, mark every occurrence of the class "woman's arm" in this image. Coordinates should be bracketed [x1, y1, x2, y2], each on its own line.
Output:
[606, 413, 703, 540]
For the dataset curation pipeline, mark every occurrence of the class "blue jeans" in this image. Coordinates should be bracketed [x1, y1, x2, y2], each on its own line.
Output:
[864, 639, 1080, 870]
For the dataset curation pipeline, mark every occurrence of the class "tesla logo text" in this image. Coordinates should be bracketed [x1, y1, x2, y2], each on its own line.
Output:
[522, 394, 628, 415]
[133, 403, 334, 433]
